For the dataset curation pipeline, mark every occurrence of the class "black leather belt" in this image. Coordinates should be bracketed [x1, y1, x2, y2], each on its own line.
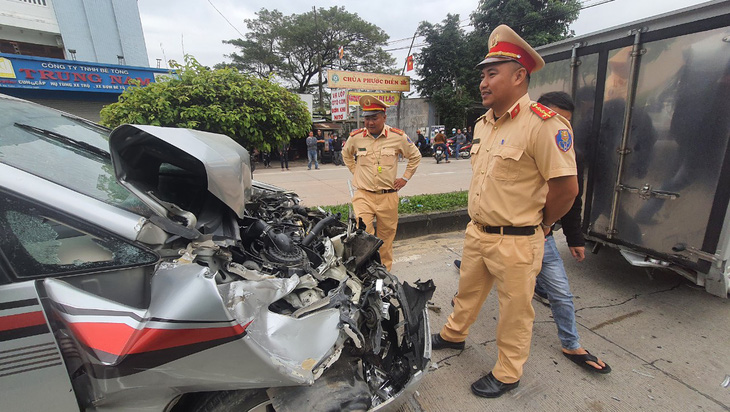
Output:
[361, 189, 397, 194]
[475, 223, 537, 236]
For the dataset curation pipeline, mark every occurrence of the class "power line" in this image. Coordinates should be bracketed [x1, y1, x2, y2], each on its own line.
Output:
[207, 0, 245, 38]
[385, 17, 471, 45]
[385, 0, 614, 52]
[384, 43, 427, 52]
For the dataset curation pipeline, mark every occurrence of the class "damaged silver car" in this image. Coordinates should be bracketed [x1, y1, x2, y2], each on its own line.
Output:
[0, 94, 434, 411]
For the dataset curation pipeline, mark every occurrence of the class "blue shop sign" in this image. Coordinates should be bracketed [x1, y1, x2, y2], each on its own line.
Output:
[0, 53, 174, 93]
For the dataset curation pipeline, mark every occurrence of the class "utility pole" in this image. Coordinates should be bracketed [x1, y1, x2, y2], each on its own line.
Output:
[396, 30, 418, 129]
[313, 6, 325, 115]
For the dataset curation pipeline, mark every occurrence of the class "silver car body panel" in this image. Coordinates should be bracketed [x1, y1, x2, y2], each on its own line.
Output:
[0, 282, 79, 412]
[42, 258, 414, 409]
[108, 125, 252, 219]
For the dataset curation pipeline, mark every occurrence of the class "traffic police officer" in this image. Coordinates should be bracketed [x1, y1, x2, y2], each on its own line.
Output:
[431, 25, 579, 398]
[343, 95, 421, 271]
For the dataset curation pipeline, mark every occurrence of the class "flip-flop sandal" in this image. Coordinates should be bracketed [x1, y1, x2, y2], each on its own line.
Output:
[563, 350, 612, 374]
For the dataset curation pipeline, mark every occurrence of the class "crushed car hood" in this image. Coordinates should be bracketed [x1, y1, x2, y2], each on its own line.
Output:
[109, 124, 252, 219]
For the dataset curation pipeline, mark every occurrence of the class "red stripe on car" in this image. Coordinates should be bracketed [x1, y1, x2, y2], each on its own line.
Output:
[67, 321, 251, 356]
[0, 311, 46, 332]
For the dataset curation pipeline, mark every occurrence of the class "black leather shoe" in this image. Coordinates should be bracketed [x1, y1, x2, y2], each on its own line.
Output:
[431, 333, 465, 350]
[471, 372, 519, 398]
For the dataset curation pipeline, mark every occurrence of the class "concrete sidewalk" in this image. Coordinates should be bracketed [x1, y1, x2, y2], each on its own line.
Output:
[392, 231, 730, 412]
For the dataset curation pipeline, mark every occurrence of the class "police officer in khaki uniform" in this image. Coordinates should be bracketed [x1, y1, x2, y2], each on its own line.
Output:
[431, 25, 579, 398]
[343, 95, 421, 271]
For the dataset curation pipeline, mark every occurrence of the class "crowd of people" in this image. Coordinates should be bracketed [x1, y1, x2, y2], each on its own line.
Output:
[252, 121, 482, 173]
[252, 124, 479, 172]
[251, 129, 349, 172]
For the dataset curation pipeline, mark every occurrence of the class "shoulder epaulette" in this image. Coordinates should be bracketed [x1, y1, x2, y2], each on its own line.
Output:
[389, 127, 405, 136]
[350, 128, 366, 137]
[530, 102, 557, 120]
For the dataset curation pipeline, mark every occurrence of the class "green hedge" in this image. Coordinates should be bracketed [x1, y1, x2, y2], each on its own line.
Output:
[321, 191, 468, 222]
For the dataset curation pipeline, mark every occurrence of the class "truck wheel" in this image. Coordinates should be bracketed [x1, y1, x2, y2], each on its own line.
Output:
[177, 390, 272, 412]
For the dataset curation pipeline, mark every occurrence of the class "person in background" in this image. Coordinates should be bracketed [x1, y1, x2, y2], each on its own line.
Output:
[465, 125, 473, 144]
[306, 131, 319, 170]
[454, 128, 467, 160]
[332, 133, 344, 166]
[279, 141, 290, 171]
[432, 131, 450, 163]
[416, 130, 428, 156]
[532, 91, 610, 374]
[342, 94, 421, 271]
[316, 130, 325, 163]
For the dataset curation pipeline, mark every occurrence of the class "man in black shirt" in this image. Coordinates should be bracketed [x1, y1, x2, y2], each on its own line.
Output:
[332, 134, 344, 166]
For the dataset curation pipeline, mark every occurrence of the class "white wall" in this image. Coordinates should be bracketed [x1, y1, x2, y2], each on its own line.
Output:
[297, 93, 314, 121]
[0, 0, 60, 34]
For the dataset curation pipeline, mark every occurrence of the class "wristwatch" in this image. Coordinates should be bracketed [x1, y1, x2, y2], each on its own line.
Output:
[540, 221, 554, 230]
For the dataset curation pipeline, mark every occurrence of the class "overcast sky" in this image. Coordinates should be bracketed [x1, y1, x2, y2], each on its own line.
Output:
[138, 0, 709, 71]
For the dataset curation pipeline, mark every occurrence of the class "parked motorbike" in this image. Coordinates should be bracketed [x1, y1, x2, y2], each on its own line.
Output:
[418, 142, 433, 157]
[447, 137, 471, 159]
[457, 143, 472, 159]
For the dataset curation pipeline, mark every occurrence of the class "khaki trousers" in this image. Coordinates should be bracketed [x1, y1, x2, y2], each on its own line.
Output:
[352, 190, 399, 271]
[441, 221, 544, 383]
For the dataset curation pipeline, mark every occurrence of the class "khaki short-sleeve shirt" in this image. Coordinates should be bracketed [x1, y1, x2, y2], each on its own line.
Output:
[469, 93, 577, 227]
[342, 124, 421, 191]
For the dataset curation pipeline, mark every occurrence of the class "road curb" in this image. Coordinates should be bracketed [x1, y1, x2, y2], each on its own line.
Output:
[395, 209, 469, 240]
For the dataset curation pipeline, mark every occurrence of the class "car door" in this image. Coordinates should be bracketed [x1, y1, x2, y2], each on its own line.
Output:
[0, 189, 159, 410]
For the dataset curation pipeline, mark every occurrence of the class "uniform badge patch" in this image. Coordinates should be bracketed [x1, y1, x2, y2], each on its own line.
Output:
[406, 136, 414, 144]
[555, 129, 573, 152]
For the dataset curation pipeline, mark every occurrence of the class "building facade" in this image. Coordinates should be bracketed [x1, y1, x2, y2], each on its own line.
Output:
[0, 0, 149, 66]
[0, 0, 165, 121]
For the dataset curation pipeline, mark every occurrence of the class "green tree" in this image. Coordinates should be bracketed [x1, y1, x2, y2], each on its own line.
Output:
[416, 1, 581, 129]
[100, 56, 310, 152]
[224, 6, 395, 95]
[472, 0, 581, 47]
[415, 14, 483, 130]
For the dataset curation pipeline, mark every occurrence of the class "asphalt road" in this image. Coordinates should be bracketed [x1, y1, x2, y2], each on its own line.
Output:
[252, 156, 473, 207]
[392, 231, 730, 412]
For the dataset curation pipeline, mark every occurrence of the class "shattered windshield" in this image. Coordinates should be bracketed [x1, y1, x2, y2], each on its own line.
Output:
[0, 97, 152, 216]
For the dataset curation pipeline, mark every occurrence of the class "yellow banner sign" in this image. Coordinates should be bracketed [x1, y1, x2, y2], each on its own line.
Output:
[328, 70, 410, 92]
[347, 91, 400, 106]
